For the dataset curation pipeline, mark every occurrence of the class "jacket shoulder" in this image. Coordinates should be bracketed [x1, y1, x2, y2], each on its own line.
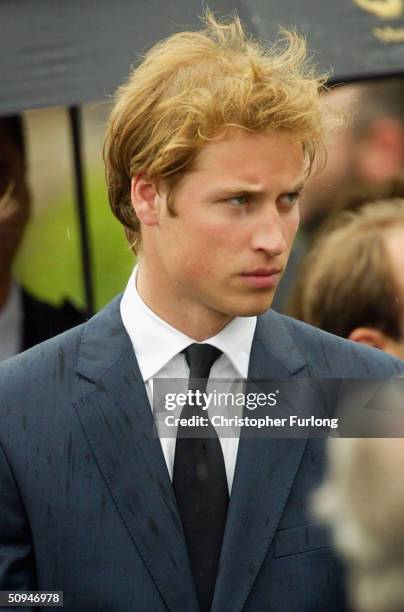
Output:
[0, 321, 84, 402]
[0, 293, 125, 405]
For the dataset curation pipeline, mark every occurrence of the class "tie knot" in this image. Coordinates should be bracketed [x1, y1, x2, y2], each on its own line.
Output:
[183, 343, 222, 380]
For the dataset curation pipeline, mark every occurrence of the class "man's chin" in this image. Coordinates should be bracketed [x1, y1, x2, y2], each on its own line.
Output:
[223, 296, 275, 318]
[237, 304, 273, 317]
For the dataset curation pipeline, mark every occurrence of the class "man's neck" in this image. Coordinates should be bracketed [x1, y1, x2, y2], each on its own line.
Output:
[136, 264, 233, 341]
[0, 274, 12, 312]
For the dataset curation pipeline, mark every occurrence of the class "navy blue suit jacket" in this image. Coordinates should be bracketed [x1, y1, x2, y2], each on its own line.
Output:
[0, 295, 403, 611]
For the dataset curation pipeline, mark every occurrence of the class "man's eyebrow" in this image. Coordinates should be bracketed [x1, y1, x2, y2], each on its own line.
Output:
[207, 185, 266, 198]
[207, 180, 307, 199]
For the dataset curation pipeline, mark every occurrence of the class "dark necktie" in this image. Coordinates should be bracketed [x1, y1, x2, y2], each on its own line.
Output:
[173, 343, 229, 612]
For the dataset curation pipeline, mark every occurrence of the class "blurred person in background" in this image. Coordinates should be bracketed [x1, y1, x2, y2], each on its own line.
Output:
[296, 198, 404, 612]
[288, 199, 404, 358]
[0, 114, 87, 362]
[274, 77, 404, 311]
[301, 79, 404, 230]
[314, 436, 404, 612]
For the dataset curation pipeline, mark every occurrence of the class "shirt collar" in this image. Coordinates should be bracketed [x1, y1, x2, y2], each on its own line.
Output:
[120, 266, 257, 381]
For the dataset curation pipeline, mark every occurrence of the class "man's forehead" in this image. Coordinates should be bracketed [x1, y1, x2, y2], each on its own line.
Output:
[187, 129, 306, 188]
[196, 127, 301, 156]
[193, 130, 303, 165]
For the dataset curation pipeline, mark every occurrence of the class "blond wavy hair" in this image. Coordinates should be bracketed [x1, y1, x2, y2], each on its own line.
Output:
[104, 10, 330, 253]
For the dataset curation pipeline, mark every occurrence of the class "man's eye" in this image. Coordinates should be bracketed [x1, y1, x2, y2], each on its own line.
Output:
[227, 195, 249, 206]
[279, 192, 300, 206]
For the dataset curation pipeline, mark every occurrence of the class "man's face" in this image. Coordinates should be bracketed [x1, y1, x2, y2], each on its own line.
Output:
[0, 121, 30, 280]
[142, 129, 304, 330]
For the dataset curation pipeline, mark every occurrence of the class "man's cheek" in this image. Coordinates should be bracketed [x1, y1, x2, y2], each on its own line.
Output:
[187, 259, 213, 280]
[181, 253, 222, 288]
[211, 222, 249, 251]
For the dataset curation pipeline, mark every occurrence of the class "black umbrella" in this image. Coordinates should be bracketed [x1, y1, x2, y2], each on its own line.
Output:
[241, 0, 404, 83]
[0, 0, 257, 314]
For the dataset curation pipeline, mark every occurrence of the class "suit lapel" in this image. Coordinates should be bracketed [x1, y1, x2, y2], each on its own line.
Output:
[212, 311, 309, 612]
[73, 297, 199, 612]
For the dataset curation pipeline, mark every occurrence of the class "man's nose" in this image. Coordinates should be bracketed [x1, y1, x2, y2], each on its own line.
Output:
[249, 211, 287, 256]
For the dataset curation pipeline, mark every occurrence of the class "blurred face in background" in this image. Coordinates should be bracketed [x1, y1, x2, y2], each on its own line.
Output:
[0, 119, 30, 283]
[299, 85, 361, 228]
[300, 82, 404, 230]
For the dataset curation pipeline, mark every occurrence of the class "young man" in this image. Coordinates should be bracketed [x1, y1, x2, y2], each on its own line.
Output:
[0, 12, 403, 612]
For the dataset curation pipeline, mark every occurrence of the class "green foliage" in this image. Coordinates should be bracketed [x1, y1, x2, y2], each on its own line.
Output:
[14, 171, 134, 311]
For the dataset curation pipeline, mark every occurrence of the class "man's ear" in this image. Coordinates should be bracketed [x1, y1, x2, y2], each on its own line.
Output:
[348, 327, 389, 351]
[130, 175, 159, 226]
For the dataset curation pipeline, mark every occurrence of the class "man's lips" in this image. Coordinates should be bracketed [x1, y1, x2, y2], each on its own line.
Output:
[240, 268, 283, 289]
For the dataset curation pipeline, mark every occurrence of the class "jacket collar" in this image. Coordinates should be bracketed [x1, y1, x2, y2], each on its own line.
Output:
[76, 296, 306, 383]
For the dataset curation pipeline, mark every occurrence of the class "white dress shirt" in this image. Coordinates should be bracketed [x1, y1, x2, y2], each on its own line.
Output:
[120, 267, 257, 494]
[0, 282, 22, 363]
